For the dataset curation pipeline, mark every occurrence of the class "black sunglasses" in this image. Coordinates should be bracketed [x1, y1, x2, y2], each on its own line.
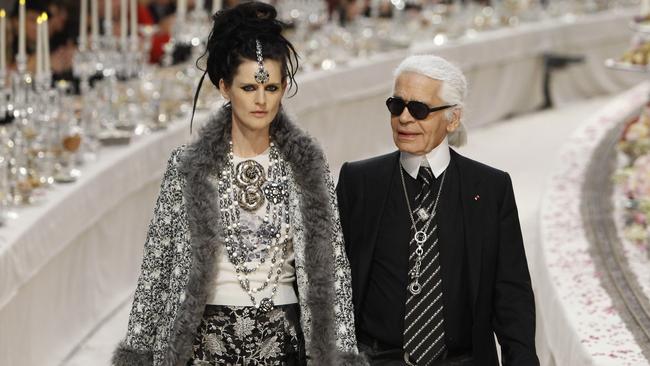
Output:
[386, 97, 457, 120]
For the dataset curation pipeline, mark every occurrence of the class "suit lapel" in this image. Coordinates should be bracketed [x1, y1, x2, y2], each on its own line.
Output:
[355, 151, 399, 311]
[453, 149, 485, 312]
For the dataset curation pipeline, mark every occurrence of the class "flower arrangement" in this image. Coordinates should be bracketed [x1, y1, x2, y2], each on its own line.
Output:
[616, 104, 650, 255]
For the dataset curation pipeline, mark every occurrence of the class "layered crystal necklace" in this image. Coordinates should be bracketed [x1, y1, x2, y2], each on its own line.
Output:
[217, 140, 291, 312]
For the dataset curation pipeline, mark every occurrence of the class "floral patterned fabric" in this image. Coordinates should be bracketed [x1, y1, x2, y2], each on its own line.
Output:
[187, 304, 304, 366]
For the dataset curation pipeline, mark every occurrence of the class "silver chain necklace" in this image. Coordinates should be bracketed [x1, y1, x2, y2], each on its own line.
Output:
[217, 141, 291, 312]
[399, 164, 446, 295]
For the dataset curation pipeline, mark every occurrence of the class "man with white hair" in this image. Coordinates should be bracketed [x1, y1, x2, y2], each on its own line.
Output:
[336, 55, 538, 365]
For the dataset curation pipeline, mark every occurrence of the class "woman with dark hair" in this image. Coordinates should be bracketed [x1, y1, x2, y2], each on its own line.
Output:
[112, 2, 365, 365]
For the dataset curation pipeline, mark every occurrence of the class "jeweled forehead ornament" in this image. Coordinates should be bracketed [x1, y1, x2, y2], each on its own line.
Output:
[254, 39, 270, 84]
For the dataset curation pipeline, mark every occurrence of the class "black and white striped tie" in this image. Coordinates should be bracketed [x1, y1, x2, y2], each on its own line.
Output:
[404, 166, 446, 365]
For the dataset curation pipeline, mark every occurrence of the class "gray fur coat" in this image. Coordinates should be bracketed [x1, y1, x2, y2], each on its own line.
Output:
[112, 107, 367, 366]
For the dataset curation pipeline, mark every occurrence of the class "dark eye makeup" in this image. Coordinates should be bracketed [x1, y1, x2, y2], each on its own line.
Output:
[240, 84, 281, 92]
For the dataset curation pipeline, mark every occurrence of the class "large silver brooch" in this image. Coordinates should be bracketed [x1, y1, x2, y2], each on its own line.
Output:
[263, 181, 289, 204]
[235, 160, 266, 211]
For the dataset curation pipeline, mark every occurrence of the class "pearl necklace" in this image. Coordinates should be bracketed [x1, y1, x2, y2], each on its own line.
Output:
[217, 141, 292, 312]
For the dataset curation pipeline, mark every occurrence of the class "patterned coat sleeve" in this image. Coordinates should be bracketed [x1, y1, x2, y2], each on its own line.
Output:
[325, 171, 359, 354]
[112, 147, 186, 366]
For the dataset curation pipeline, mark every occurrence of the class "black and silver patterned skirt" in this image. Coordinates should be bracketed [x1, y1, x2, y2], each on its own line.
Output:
[187, 304, 305, 366]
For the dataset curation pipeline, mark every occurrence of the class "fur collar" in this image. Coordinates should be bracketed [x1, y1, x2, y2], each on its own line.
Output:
[170, 106, 342, 365]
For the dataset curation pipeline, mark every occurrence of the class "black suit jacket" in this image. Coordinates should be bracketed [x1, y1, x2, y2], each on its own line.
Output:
[336, 149, 539, 366]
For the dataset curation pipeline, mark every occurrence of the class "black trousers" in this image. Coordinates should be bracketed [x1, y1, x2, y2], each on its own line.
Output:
[358, 341, 473, 366]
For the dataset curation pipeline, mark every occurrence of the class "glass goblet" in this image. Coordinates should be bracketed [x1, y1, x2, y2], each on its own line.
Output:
[54, 118, 82, 183]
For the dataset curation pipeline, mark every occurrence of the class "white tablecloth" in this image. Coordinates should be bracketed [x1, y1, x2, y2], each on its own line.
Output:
[0, 8, 645, 366]
[0, 115, 197, 365]
[539, 81, 649, 365]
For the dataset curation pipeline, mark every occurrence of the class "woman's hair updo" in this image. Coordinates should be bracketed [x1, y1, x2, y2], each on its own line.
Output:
[201, 1, 299, 93]
[190, 1, 300, 132]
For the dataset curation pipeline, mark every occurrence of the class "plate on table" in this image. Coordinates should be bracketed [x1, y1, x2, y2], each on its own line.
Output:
[114, 123, 137, 132]
[604, 59, 650, 73]
[629, 20, 650, 33]
[98, 130, 132, 146]
[53, 174, 77, 184]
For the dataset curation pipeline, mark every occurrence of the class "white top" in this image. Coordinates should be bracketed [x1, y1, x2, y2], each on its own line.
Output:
[208, 149, 298, 306]
[400, 136, 451, 179]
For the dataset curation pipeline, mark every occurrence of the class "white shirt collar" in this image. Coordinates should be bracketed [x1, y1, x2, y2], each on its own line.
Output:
[400, 137, 451, 179]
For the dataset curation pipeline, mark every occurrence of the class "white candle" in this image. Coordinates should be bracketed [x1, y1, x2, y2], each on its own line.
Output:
[79, 0, 88, 51]
[177, 0, 186, 23]
[105, 0, 113, 35]
[36, 15, 42, 78]
[42, 13, 50, 75]
[120, 0, 127, 49]
[129, 0, 137, 46]
[0, 10, 6, 74]
[91, 0, 99, 45]
[18, 0, 25, 61]
[195, 0, 204, 12]
[212, 0, 221, 14]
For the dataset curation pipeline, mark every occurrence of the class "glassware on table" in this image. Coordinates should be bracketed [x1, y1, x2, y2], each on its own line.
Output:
[29, 87, 60, 189]
[0, 124, 11, 224]
[54, 115, 82, 183]
[73, 49, 97, 96]
[9, 126, 33, 205]
[12, 112, 50, 200]
[73, 50, 102, 162]
[138, 25, 159, 79]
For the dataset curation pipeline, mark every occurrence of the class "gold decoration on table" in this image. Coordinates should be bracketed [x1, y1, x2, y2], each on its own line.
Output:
[63, 134, 81, 152]
[620, 41, 650, 66]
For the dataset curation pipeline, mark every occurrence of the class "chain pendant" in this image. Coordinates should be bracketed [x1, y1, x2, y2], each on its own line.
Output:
[414, 230, 428, 244]
[399, 165, 447, 298]
[408, 281, 422, 295]
[258, 297, 274, 313]
[404, 352, 416, 366]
